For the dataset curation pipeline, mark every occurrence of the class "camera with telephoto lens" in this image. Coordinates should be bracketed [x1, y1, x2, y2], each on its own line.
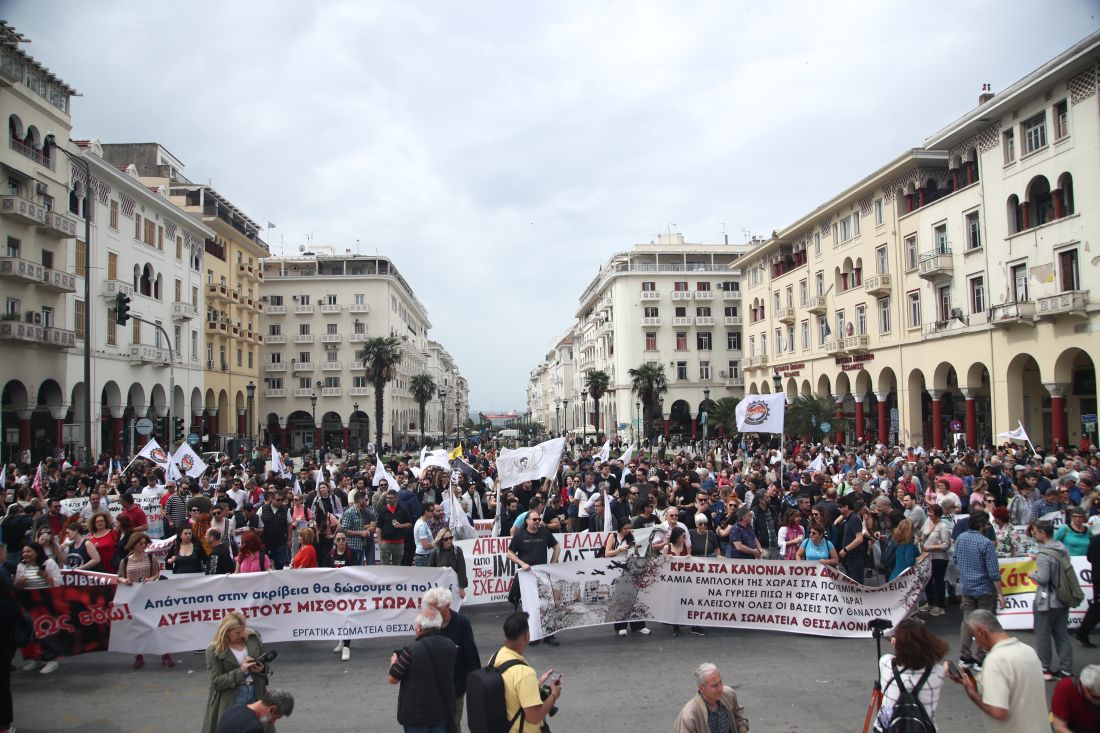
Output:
[256, 650, 278, 665]
[538, 683, 558, 718]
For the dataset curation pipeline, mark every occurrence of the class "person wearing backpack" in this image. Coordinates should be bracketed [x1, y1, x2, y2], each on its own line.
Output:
[468, 611, 561, 733]
[874, 617, 947, 732]
[1028, 519, 1076, 680]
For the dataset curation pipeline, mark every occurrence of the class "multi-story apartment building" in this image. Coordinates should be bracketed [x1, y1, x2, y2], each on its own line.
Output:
[258, 249, 457, 452]
[531, 234, 751, 443]
[70, 142, 212, 456]
[526, 331, 575, 436]
[100, 143, 269, 453]
[1, 24, 81, 461]
[740, 32, 1100, 450]
[424, 340, 469, 439]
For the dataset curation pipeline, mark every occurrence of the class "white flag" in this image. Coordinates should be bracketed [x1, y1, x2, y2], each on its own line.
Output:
[137, 438, 171, 466]
[808, 453, 825, 474]
[165, 456, 182, 483]
[618, 444, 635, 487]
[373, 454, 399, 488]
[0, 462, 6, 488]
[996, 422, 1031, 444]
[735, 394, 786, 435]
[292, 476, 302, 495]
[497, 437, 567, 488]
[171, 443, 209, 479]
[215, 467, 222, 487]
[596, 440, 611, 463]
[270, 445, 292, 479]
[421, 449, 453, 473]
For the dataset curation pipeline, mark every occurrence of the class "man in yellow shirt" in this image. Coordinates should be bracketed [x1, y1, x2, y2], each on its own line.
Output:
[492, 612, 563, 732]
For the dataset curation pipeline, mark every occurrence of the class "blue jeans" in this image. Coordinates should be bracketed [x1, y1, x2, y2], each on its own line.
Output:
[404, 722, 447, 733]
[267, 544, 289, 570]
[414, 553, 430, 567]
[233, 683, 256, 705]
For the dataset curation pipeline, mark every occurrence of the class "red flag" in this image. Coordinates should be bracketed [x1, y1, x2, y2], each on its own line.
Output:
[31, 462, 44, 497]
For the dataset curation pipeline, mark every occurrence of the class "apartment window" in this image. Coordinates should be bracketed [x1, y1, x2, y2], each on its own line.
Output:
[674, 281, 688, 291]
[774, 328, 783, 353]
[697, 332, 712, 351]
[206, 343, 213, 365]
[699, 361, 711, 381]
[270, 295, 284, 306]
[907, 291, 921, 328]
[326, 322, 338, 334]
[676, 362, 688, 380]
[644, 306, 659, 318]
[324, 294, 337, 305]
[840, 217, 852, 242]
[206, 269, 213, 284]
[134, 214, 142, 240]
[874, 198, 884, 226]
[905, 235, 918, 269]
[937, 285, 951, 322]
[353, 376, 367, 389]
[266, 378, 284, 390]
[5, 237, 19, 258]
[299, 377, 312, 389]
[353, 321, 366, 334]
[674, 306, 687, 318]
[772, 292, 780, 312]
[173, 279, 181, 303]
[726, 331, 741, 350]
[132, 318, 140, 344]
[299, 294, 311, 305]
[109, 200, 119, 229]
[270, 352, 282, 363]
[875, 245, 888, 274]
[324, 377, 340, 388]
[675, 332, 687, 351]
[969, 276, 985, 314]
[786, 325, 794, 351]
[800, 320, 809, 349]
[785, 286, 793, 308]
[696, 281, 711, 291]
[1058, 249, 1079, 291]
[696, 306, 711, 317]
[298, 351, 310, 363]
[4, 298, 18, 316]
[832, 223, 838, 243]
[41, 249, 53, 269]
[175, 236, 182, 260]
[641, 281, 656, 292]
[1022, 113, 1047, 155]
[1011, 263, 1028, 302]
[645, 332, 657, 350]
[325, 346, 338, 362]
[144, 219, 156, 246]
[1002, 129, 1015, 164]
[237, 348, 243, 367]
[191, 330, 197, 358]
[933, 223, 948, 253]
[817, 316, 827, 345]
[748, 336, 756, 357]
[834, 310, 846, 338]
[799, 280, 807, 306]
[813, 232, 821, 256]
[852, 211, 860, 238]
[815, 271, 824, 296]
[878, 298, 891, 334]
[966, 211, 981, 250]
[1053, 99, 1069, 140]
[74, 300, 84, 340]
[107, 310, 116, 345]
[192, 286, 199, 307]
[721, 281, 740, 292]
[728, 360, 740, 379]
[353, 293, 365, 305]
[157, 226, 163, 251]
[74, 240, 86, 278]
[723, 306, 739, 317]
[299, 323, 310, 335]
[855, 305, 867, 336]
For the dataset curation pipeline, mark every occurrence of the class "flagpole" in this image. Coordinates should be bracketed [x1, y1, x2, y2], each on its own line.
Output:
[1020, 420, 1038, 456]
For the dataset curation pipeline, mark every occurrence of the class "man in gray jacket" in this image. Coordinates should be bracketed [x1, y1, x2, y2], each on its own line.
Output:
[1028, 520, 1073, 679]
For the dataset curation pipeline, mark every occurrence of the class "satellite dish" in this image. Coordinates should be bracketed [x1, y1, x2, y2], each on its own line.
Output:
[298, 244, 306, 253]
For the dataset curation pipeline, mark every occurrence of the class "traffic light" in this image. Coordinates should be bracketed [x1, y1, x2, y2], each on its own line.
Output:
[173, 417, 186, 443]
[115, 292, 132, 325]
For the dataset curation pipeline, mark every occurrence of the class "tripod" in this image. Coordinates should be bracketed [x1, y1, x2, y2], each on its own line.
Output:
[861, 618, 893, 733]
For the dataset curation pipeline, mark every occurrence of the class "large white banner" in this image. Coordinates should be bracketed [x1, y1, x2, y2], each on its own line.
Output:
[997, 555, 1093, 630]
[61, 495, 166, 538]
[456, 528, 654, 605]
[108, 565, 460, 653]
[518, 555, 928, 639]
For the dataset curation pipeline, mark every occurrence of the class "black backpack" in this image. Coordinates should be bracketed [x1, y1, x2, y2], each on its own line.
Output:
[467, 651, 529, 733]
[885, 660, 934, 733]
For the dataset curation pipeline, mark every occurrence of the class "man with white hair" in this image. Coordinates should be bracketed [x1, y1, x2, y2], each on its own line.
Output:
[674, 662, 750, 733]
[423, 587, 481, 731]
[388, 606, 457, 732]
[1051, 664, 1100, 732]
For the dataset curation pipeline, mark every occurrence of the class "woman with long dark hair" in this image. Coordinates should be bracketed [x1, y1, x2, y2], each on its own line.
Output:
[165, 526, 208, 575]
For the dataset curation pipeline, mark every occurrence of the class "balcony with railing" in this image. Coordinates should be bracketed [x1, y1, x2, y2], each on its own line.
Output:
[349, 333, 370, 342]
[293, 303, 314, 314]
[294, 334, 314, 343]
[103, 280, 135, 299]
[722, 290, 741, 301]
[723, 316, 743, 327]
[0, 194, 46, 226]
[237, 262, 259, 280]
[989, 300, 1036, 327]
[349, 386, 370, 396]
[265, 333, 286, 344]
[348, 361, 366, 370]
[724, 376, 744, 388]
[863, 273, 892, 297]
[39, 210, 78, 239]
[1036, 291, 1089, 319]
[777, 306, 796, 324]
[0, 257, 75, 292]
[321, 361, 343, 371]
[640, 317, 662, 327]
[671, 291, 693, 301]
[206, 283, 229, 302]
[695, 316, 715, 326]
[348, 303, 370, 313]
[129, 345, 169, 364]
[42, 327, 76, 348]
[320, 303, 342, 314]
[671, 316, 693, 327]
[321, 387, 342, 397]
[807, 295, 827, 314]
[640, 290, 661, 300]
[292, 362, 315, 372]
[265, 362, 287, 372]
[842, 335, 870, 353]
[0, 321, 42, 346]
[292, 388, 315, 398]
[265, 304, 286, 315]
[8, 137, 55, 170]
[918, 248, 953, 281]
[321, 333, 342, 343]
[825, 340, 845, 356]
[693, 291, 714, 301]
[265, 389, 286, 398]
[742, 355, 768, 369]
[171, 302, 196, 320]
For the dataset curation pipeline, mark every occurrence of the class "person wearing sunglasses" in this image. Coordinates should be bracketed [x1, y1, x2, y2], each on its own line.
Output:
[505, 512, 561, 646]
[118, 532, 173, 669]
[328, 530, 363, 661]
[428, 529, 468, 599]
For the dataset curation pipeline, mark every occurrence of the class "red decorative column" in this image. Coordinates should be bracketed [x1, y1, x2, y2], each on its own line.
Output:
[962, 388, 978, 449]
[54, 417, 64, 450]
[951, 169, 960, 190]
[663, 419, 670, 439]
[854, 394, 865, 442]
[929, 391, 944, 450]
[875, 392, 890, 445]
[314, 427, 322, 451]
[1021, 202, 1030, 230]
[18, 412, 31, 452]
[965, 162, 975, 185]
[343, 427, 350, 449]
[691, 418, 697, 441]
[237, 411, 246, 437]
[137, 432, 148, 448]
[1052, 189, 1064, 219]
[834, 398, 845, 446]
[917, 188, 926, 207]
[1046, 383, 1068, 448]
[112, 416, 124, 456]
[905, 194, 914, 213]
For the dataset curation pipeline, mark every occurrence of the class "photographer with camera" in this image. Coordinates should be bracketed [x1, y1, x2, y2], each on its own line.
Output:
[203, 612, 277, 733]
[488, 611, 562, 732]
[606, 520, 649, 637]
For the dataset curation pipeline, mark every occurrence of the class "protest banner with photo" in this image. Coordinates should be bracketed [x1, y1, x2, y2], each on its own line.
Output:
[455, 530, 623, 605]
[997, 555, 1092, 630]
[18, 570, 119, 661]
[60, 495, 166, 538]
[107, 565, 460, 653]
[517, 554, 929, 639]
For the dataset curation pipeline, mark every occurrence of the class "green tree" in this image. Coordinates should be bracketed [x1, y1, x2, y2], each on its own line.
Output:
[356, 335, 402, 451]
[409, 373, 437, 447]
[628, 363, 668, 443]
[585, 369, 611, 441]
[786, 394, 836, 440]
[710, 396, 742, 437]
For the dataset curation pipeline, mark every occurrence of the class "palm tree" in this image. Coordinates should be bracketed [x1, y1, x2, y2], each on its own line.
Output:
[786, 394, 837, 441]
[356, 335, 402, 451]
[710, 396, 741, 437]
[585, 369, 611, 441]
[628, 363, 668, 444]
[409, 373, 437, 447]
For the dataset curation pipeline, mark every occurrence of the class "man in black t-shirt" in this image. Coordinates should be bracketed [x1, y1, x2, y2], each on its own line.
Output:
[259, 492, 291, 570]
[214, 689, 294, 733]
[506, 509, 561, 645]
[838, 498, 867, 584]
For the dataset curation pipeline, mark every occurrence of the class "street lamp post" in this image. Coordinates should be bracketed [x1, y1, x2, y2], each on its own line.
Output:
[702, 387, 711, 458]
[309, 382, 319, 467]
[438, 387, 447, 448]
[352, 401, 359, 451]
[246, 380, 255, 456]
[657, 395, 665, 454]
[555, 400, 560, 438]
[635, 399, 640, 446]
[455, 395, 461, 446]
[562, 398, 570, 441]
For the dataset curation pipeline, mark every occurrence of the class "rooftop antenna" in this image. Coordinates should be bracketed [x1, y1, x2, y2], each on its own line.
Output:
[720, 222, 728, 245]
[742, 229, 752, 242]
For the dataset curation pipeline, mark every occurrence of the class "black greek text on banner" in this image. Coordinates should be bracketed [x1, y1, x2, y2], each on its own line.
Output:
[517, 555, 929, 639]
[108, 566, 460, 654]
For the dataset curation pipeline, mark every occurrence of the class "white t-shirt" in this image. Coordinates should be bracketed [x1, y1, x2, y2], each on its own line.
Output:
[977, 637, 1049, 733]
[875, 654, 943, 728]
[413, 518, 433, 555]
[226, 488, 248, 509]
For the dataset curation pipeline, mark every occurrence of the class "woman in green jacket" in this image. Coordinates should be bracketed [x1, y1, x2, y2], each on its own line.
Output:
[203, 612, 270, 733]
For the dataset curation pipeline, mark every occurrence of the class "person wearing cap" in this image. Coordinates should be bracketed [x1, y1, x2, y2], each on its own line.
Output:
[1054, 507, 1091, 556]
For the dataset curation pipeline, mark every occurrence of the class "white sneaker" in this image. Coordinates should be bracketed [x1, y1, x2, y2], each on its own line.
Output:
[341, 646, 351, 661]
[40, 661, 59, 674]
[618, 629, 627, 636]
[637, 627, 651, 635]
[918, 603, 930, 612]
[333, 642, 344, 653]
[22, 660, 42, 672]
[928, 606, 945, 616]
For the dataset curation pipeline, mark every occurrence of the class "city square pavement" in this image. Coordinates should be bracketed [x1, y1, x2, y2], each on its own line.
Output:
[11, 601, 1099, 732]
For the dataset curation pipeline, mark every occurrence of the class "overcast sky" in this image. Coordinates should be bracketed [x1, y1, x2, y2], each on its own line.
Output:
[5, 1, 1097, 411]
